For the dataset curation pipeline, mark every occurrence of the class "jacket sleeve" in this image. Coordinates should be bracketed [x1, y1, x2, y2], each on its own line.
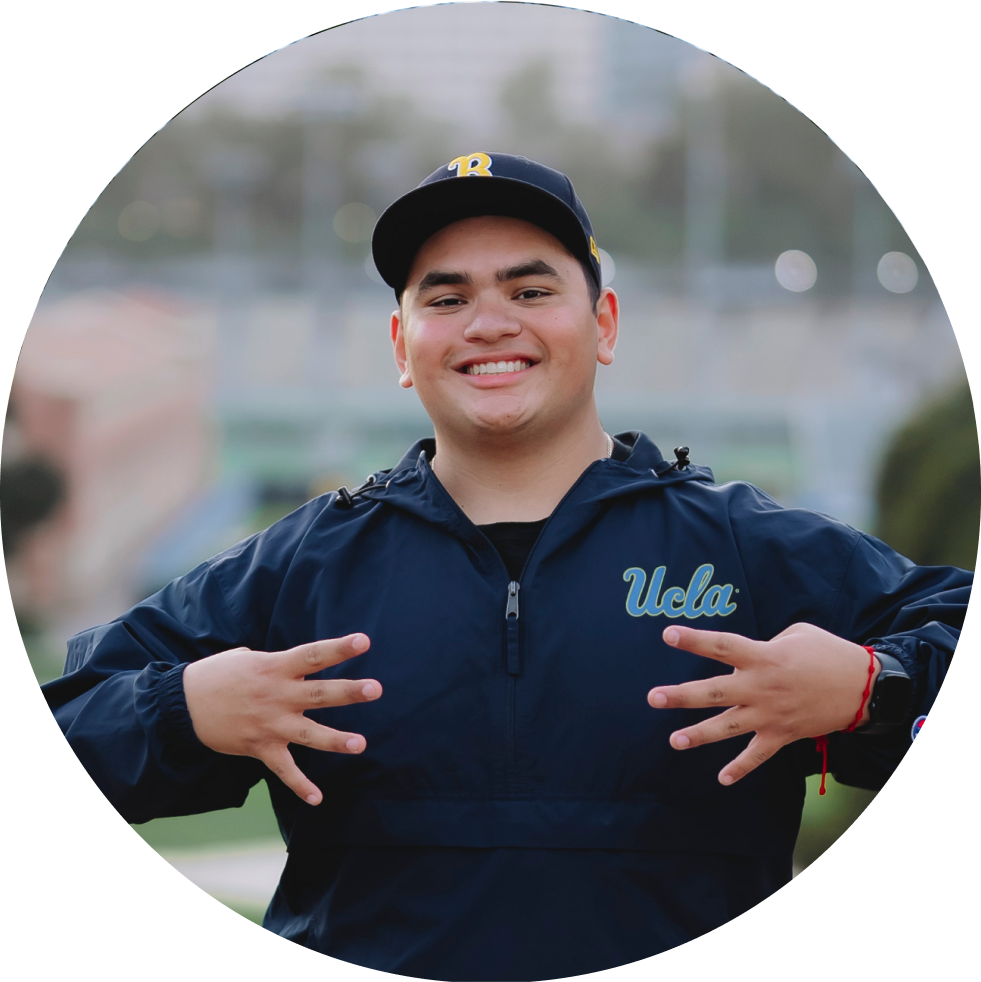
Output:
[823, 530, 970, 790]
[726, 482, 971, 791]
[41, 499, 327, 824]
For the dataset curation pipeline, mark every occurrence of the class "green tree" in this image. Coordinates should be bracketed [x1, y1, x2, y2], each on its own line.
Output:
[875, 380, 980, 570]
[795, 379, 979, 873]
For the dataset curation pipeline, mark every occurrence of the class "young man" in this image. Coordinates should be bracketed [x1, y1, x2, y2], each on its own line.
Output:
[44, 153, 969, 981]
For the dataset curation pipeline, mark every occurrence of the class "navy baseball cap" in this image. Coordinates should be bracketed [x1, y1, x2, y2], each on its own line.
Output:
[371, 151, 602, 296]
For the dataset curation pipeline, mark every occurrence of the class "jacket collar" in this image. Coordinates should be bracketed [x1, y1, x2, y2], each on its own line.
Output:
[367, 431, 713, 534]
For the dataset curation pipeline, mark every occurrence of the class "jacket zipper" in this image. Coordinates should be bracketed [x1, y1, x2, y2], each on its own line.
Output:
[505, 580, 520, 771]
[418, 454, 610, 790]
[495, 467, 607, 785]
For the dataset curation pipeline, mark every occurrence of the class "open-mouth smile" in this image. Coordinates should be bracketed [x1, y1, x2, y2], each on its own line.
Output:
[460, 358, 534, 376]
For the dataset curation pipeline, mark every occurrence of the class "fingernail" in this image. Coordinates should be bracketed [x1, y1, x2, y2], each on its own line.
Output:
[362, 682, 377, 698]
[351, 634, 368, 650]
[674, 734, 690, 749]
[720, 773, 734, 786]
[664, 628, 680, 645]
[346, 736, 362, 752]
[305, 793, 319, 804]
[651, 692, 667, 708]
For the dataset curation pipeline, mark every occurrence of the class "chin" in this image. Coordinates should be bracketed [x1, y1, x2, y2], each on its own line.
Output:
[466, 416, 530, 439]
[458, 395, 536, 433]
[469, 406, 570, 444]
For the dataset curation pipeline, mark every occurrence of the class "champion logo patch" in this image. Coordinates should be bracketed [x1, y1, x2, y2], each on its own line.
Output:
[911, 715, 926, 740]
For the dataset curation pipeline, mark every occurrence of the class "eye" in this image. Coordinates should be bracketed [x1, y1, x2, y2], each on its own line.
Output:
[428, 295, 466, 308]
[514, 287, 551, 301]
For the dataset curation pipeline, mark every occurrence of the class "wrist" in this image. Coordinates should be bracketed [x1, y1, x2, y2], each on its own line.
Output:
[842, 645, 878, 733]
[854, 648, 914, 735]
[857, 653, 882, 727]
[148, 661, 211, 763]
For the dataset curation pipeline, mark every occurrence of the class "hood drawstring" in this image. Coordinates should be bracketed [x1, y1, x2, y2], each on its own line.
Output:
[662, 446, 691, 472]
[814, 646, 877, 794]
[335, 471, 391, 509]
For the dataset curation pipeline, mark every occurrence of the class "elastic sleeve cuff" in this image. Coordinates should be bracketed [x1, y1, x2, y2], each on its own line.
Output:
[152, 662, 212, 765]
[863, 637, 926, 714]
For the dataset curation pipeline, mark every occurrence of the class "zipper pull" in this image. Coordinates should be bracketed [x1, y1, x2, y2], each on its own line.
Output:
[505, 581, 521, 676]
[506, 580, 520, 619]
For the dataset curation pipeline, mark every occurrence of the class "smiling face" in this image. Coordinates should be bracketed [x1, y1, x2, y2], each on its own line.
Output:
[391, 215, 618, 448]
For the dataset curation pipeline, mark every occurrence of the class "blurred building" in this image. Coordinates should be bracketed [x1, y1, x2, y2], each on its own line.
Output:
[199, 4, 608, 134]
[7, 289, 215, 634]
[16, 1, 969, 643]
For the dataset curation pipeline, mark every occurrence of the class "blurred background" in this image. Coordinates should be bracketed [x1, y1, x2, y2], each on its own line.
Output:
[3, 2, 976, 923]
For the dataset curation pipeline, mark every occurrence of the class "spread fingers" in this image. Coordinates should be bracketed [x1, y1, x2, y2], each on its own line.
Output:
[717, 734, 783, 786]
[296, 677, 383, 710]
[648, 675, 742, 710]
[662, 626, 758, 668]
[288, 720, 368, 755]
[259, 745, 323, 805]
[668, 707, 751, 750]
[282, 633, 371, 677]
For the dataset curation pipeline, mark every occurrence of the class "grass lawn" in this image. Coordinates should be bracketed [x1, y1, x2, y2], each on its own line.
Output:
[218, 898, 268, 926]
[133, 782, 282, 927]
[794, 774, 876, 872]
[132, 780, 281, 851]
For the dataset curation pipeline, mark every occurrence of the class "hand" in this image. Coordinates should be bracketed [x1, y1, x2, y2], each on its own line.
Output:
[647, 622, 879, 787]
[182, 633, 381, 805]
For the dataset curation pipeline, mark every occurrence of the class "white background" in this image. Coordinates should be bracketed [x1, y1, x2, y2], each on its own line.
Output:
[1, 1, 978, 978]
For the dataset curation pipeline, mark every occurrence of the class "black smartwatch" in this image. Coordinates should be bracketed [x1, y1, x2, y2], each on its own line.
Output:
[856, 649, 913, 736]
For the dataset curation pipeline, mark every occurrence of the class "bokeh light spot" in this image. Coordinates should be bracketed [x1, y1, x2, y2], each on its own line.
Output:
[118, 200, 160, 242]
[774, 250, 817, 292]
[877, 251, 918, 293]
[333, 202, 376, 243]
[598, 248, 616, 286]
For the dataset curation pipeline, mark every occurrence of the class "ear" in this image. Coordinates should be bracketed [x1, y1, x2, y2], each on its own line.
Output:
[595, 288, 619, 366]
[391, 308, 413, 388]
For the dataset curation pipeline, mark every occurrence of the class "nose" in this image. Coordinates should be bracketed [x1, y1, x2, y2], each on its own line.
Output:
[462, 295, 521, 344]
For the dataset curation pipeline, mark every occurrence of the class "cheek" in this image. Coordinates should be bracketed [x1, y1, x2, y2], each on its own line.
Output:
[541, 318, 598, 370]
[403, 323, 450, 374]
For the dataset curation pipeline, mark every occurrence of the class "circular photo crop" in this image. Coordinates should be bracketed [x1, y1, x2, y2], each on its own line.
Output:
[6, 4, 975, 980]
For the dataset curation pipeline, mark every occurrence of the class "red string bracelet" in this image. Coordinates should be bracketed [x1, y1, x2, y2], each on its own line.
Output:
[815, 646, 877, 795]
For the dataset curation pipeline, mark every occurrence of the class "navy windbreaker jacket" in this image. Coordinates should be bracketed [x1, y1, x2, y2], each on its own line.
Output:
[43, 433, 970, 980]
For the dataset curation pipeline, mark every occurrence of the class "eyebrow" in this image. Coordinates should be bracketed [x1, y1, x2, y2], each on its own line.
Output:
[496, 260, 561, 283]
[416, 270, 474, 292]
[414, 259, 562, 295]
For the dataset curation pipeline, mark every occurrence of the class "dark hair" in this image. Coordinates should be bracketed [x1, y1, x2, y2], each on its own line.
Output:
[583, 260, 601, 311]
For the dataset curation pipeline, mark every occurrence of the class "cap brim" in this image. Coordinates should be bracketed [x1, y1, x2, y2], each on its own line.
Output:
[371, 177, 596, 294]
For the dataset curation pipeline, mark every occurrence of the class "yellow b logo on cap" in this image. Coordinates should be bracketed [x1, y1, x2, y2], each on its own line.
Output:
[448, 152, 493, 178]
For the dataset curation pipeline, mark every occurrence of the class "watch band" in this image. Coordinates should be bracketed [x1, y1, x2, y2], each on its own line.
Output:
[855, 648, 913, 736]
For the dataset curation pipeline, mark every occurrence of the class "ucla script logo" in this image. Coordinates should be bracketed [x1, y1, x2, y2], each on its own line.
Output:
[623, 564, 738, 619]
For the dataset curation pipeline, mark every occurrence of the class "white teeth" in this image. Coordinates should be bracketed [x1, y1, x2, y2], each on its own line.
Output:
[466, 359, 530, 376]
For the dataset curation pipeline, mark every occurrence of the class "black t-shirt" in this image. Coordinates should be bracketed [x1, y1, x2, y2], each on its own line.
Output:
[478, 437, 631, 579]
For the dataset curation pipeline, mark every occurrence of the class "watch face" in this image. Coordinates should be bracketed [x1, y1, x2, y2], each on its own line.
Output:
[872, 672, 914, 726]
